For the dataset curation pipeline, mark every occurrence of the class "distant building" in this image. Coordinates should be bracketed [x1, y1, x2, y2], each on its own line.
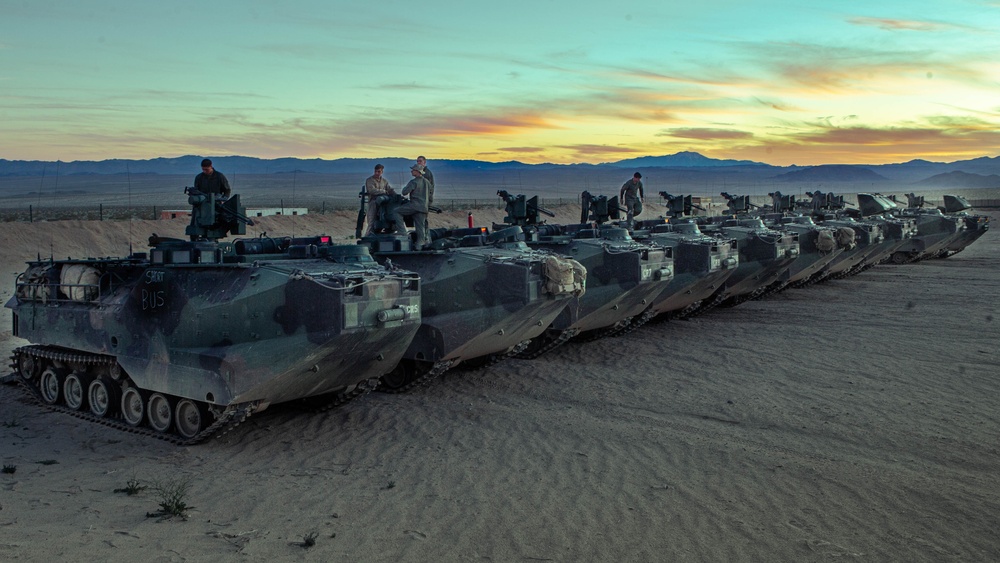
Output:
[246, 207, 308, 217]
[159, 207, 308, 220]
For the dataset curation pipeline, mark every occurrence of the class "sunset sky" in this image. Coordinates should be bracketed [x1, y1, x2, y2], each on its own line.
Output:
[2, 1, 999, 166]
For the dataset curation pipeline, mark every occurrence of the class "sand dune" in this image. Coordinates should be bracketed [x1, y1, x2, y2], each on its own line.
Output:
[0, 208, 997, 561]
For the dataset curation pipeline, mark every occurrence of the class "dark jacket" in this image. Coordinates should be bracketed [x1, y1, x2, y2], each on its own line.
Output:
[194, 171, 232, 197]
[402, 176, 432, 211]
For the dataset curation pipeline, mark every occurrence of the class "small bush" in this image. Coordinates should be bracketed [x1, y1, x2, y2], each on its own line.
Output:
[302, 531, 318, 549]
[146, 477, 193, 520]
[2, 465, 15, 475]
[114, 475, 147, 496]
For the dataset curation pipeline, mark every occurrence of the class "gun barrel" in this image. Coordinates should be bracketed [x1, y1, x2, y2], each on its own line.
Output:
[532, 205, 556, 217]
[428, 205, 443, 214]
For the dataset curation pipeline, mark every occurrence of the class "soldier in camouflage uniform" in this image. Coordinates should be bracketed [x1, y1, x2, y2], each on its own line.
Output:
[620, 172, 644, 226]
[392, 165, 433, 248]
[364, 163, 395, 235]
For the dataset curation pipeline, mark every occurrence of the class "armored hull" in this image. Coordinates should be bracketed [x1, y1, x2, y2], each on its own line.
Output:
[696, 218, 800, 306]
[940, 195, 991, 256]
[512, 224, 673, 356]
[809, 217, 884, 280]
[631, 220, 739, 317]
[8, 237, 422, 442]
[889, 208, 965, 263]
[360, 228, 581, 389]
[944, 215, 990, 255]
[751, 215, 842, 288]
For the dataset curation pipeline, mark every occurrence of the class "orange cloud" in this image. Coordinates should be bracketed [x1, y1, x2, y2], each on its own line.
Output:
[724, 121, 1000, 165]
[847, 17, 962, 32]
[556, 144, 641, 159]
[658, 128, 753, 140]
[499, 146, 547, 153]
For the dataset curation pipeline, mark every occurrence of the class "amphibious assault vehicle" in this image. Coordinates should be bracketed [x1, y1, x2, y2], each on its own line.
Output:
[884, 193, 967, 264]
[491, 191, 674, 356]
[683, 194, 800, 309]
[7, 190, 423, 443]
[629, 193, 739, 319]
[938, 195, 990, 257]
[359, 193, 585, 391]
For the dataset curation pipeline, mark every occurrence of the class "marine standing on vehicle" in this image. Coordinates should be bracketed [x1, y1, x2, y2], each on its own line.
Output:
[363, 163, 395, 235]
[194, 158, 232, 198]
[416, 155, 434, 188]
[392, 164, 434, 248]
[620, 172, 644, 226]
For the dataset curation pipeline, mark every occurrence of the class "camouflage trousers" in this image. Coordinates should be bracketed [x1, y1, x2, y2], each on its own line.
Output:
[392, 203, 429, 248]
[625, 196, 643, 223]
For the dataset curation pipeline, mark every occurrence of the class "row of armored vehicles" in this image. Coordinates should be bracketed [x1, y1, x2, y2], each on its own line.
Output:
[5, 188, 989, 443]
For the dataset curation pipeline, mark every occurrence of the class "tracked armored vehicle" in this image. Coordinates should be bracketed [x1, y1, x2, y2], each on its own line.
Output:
[939, 195, 990, 257]
[629, 193, 739, 319]
[7, 190, 422, 443]
[885, 193, 967, 264]
[359, 193, 584, 391]
[687, 193, 800, 309]
[491, 191, 674, 357]
[852, 193, 919, 270]
[803, 191, 889, 280]
[722, 192, 843, 294]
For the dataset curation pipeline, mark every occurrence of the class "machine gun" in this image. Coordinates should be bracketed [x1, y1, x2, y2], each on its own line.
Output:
[580, 191, 625, 225]
[805, 191, 847, 213]
[659, 192, 705, 218]
[497, 190, 555, 226]
[720, 192, 762, 215]
[768, 191, 797, 213]
[905, 193, 926, 208]
[355, 185, 368, 238]
[183, 187, 254, 241]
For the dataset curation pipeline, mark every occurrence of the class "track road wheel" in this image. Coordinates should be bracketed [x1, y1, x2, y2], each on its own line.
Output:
[17, 352, 42, 381]
[39, 367, 63, 405]
[379, 362, 417, 391]
[121, 386, 145, 427]
[63, 372, 91, 411]
[174, 399, 207, 439]
[891, 251, 909, 265]
[147, 393, 173, 433]
[88, 377, 118, 418]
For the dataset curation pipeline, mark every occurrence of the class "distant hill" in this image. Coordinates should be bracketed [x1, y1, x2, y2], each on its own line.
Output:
[0, 151, 769, 177]
[2, 153, 999, 189]
[912, 170, 1000, 189]
[772, 165, 888, 183]
[605, 151, 766, 168]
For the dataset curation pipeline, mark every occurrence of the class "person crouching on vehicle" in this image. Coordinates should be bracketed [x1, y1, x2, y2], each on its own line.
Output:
[392, 164, 432, 249]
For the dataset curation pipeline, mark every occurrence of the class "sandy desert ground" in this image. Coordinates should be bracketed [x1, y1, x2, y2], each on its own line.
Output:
[0, 206, 997, 562]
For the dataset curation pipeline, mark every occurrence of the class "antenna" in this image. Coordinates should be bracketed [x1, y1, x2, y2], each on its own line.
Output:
[126, 162, 134, 255]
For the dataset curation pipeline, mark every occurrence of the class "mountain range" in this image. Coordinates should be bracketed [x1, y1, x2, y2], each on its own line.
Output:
[1, 152, 998, 189]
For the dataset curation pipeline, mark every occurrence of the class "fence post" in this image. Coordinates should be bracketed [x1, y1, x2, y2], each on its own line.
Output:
[30, 205, 33, 223]
[100, 203, 103, 221]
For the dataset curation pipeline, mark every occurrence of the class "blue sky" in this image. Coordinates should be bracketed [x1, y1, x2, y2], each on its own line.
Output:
[2, 0, 999, 165]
